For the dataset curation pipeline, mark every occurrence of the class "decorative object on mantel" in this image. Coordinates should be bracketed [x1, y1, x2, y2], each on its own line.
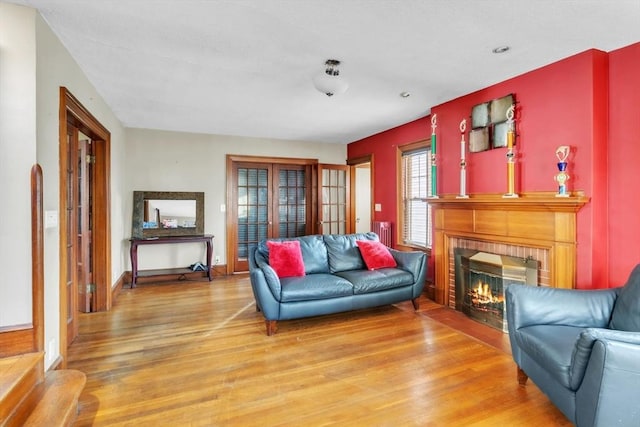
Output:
[554, 145, 571, 197]
[457, 119, 469, 199]
[430, 114, 439, 198]
[503, 104, 519, 198]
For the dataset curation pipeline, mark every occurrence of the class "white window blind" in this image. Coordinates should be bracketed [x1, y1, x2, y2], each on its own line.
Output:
[401, 147, 432, 248]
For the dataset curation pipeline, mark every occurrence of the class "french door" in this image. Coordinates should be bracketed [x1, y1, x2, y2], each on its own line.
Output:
[318, 164, 350, 235]
[65, 125, 94, 345]
[229, 161, 313, 272]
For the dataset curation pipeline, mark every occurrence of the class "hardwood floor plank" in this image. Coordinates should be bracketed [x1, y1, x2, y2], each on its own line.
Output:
[67, 276, 570, 426]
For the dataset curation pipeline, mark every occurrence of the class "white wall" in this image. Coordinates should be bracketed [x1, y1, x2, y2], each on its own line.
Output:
[0, 3, 37, 327]
[34, 11, 127, 368]
[124, 128, 347, 269]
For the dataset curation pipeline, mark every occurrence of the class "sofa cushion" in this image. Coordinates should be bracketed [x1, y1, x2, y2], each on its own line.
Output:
[356, 240, 397, 270]
[258, 235, 330, 274]
[279, 274, 354, 302]
[324, 232, 378, 273]
[336, 269, 414, 294]
[267, 240, 305, 278]
[609, 263, 640, 331]
[515, 324, 583, 390]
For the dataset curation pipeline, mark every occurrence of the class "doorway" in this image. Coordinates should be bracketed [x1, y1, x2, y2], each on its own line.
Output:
[59, 87, 111, 366]
[348, 155, 373, 234]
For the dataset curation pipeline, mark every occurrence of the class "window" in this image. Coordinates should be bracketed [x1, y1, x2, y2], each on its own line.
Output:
[399, 142, 432, 249]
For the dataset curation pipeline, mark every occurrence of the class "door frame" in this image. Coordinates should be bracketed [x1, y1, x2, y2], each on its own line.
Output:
[59, 87, 111, 366]
[347, 155, 374, 234]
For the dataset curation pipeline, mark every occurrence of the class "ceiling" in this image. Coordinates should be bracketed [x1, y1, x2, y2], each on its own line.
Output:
[8, 0, 640, 144]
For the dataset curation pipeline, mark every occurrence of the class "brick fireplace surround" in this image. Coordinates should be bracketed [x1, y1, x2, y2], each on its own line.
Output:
[428, 192, 589, 307]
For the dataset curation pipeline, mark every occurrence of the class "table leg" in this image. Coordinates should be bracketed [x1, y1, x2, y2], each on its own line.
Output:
[206, 238, 213, 281]
[130, 242, 138, 288]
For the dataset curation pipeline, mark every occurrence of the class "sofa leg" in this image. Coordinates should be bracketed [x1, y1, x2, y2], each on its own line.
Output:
[265, 320, 277, 336]
[411, 297, 420, 310]
[517, 366, 528, 386]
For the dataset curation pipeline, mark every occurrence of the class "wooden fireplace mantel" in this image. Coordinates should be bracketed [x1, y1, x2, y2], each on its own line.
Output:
[429, 192, 589, 305]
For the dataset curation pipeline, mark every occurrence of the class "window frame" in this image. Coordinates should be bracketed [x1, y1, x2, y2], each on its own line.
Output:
[396, 139, 432, 251]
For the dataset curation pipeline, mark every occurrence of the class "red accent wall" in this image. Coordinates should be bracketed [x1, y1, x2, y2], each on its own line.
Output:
[349, 43, 640, 289]
[608, 42, 640, 286]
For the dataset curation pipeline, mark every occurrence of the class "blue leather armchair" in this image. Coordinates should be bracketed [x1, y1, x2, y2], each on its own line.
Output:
[506, 265, 640, 427]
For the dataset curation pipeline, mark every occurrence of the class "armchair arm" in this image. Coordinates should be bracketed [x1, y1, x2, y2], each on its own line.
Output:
[389, 248, 427, 295]
[570, 328, 640, 390]
[506, 284, 618, 331]
[576, 336, 640, 427]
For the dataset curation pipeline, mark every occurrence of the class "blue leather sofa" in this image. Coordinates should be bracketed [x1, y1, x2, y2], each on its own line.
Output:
[506, 265, 640, 426]
[249, 232, 426, 335]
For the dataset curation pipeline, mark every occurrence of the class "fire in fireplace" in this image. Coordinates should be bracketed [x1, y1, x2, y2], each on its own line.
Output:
[454, 249, 539, 332]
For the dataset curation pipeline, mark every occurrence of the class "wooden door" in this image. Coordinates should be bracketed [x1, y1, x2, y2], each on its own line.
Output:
[76, 136, 93, 313]
[318, 164, 350, 235]
[231, 162, 273, 272]
[272, 164, 312, 238]
[229, 161, 313, 273]
[65, 127, 95, 345]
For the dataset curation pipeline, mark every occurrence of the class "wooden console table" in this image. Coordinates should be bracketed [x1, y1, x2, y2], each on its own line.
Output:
[129, 234, 214, 288]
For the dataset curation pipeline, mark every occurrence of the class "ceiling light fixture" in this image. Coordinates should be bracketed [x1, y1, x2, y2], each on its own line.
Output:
[492, 46, 510, 54]
[313, 59, 348, 97]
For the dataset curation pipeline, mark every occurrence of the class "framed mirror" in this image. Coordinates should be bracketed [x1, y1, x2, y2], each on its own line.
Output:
[132, 191, 204, 238]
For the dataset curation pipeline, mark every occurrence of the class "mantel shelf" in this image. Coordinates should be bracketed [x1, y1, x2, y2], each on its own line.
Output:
[428, 192, 590, 213]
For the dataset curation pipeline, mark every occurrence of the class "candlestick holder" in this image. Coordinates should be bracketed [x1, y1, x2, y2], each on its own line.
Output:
[503, 105, 519, 198]
[430, 114, 439, 198]
[457, 119, 469, 198]
[554, 145, 571, 197]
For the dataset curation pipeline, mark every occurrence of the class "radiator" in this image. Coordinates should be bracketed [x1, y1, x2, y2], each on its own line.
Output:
[372, 221, 392, 247]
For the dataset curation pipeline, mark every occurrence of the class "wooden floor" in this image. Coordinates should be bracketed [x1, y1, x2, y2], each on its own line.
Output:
[67, 275, 571, 426]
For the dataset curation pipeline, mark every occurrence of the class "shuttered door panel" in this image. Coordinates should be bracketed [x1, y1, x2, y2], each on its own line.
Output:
[274, 164, 311, 238]
[234, 163, 272, 272]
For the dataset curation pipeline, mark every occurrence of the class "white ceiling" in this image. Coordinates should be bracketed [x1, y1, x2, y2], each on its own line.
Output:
[8, 0, 640, 144]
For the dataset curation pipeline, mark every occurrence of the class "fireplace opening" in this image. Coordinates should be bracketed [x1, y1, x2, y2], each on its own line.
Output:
[454, 248, 539, 332]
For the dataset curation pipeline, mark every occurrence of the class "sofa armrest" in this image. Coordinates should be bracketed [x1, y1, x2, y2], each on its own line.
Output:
[570, 328, 640, 390]
[506, 285, 618, 332]
[249, 265, 282, 320]
[576, 336, 640, 426]
[389, 248, 426, 294]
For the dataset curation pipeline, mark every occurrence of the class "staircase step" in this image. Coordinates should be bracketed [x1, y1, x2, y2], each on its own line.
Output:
[0, 352, 44, 425]
[23, 369, 86, 427]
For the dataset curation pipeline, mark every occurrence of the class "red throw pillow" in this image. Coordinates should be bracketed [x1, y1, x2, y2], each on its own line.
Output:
[356, 240, 397, 270]
[267, 240, 305, 278]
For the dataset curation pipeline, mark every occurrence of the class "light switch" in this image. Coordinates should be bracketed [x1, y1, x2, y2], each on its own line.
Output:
[374, 203, 382, 212]
[220, 204, 226, 212]
[45, 210, 58, 228]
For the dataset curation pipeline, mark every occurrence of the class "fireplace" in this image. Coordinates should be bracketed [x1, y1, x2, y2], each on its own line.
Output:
[454, 248, 539, 332]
